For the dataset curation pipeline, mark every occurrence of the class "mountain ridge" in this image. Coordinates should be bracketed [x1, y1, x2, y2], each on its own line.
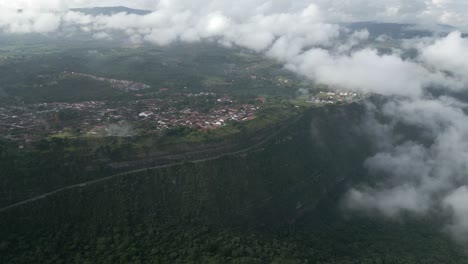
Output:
[70, 6, 152, 16]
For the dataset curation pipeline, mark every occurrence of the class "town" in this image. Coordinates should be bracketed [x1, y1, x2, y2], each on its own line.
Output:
[0, 92, 260, 143]
[0, 69, 366, 144]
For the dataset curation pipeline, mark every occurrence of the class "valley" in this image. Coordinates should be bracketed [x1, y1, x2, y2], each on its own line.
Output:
[0, 23, 467, 263]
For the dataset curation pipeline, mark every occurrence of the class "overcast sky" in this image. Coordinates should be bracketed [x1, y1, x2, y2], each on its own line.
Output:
[2, 0, 468, 29]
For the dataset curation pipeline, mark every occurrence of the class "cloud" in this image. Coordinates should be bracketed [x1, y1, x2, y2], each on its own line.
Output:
[0, 9, 62, 33]
[2, 2, 463, 98]
[334, 33, 468, 239]
[0, 1, 340, 50]
[0, 0, 154, 10]
[444, 186, 468, 242]
[3, 0, 468, 30]
[284, 48, 440, 97]
[421, 31, 468, 82]
[92, 31, 111, 40]
[344, 96, 468, 240]
[347, 184, 431, 218]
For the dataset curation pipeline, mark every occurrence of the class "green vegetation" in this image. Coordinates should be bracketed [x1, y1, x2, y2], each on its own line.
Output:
[1, 104, 466, 263]
[8, 76, 126, 103]
[0, 42, 308, 104]
[0, 101, 298, 208]
[1, 216, 464, 264]
[0, 42, 466, 263]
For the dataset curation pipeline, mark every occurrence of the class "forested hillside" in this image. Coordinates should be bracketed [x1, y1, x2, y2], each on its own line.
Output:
[1, 102, 466, 263]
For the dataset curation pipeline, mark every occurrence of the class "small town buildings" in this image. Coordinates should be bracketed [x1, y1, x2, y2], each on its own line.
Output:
[139, 111, 154, 118]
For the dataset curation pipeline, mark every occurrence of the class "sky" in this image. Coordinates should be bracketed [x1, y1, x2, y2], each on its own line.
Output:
[1, 0, 468, 245]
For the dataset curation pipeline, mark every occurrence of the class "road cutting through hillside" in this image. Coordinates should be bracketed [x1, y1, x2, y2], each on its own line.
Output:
[0, 114, 303, 213]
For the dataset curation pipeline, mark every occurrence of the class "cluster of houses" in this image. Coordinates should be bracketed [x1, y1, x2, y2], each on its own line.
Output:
[138, 104, 258, 131]
[0, 105, 40, 142]
[0, 92, 260, 142]
[0, 101, 107, 142]
[307, 91, 361, 105]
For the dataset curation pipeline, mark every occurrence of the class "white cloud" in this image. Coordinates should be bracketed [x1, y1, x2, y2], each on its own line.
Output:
[92, 31, 111, 40]
[345, 96, 468, 242]
[347, 184, 431, 218]
[421, 31, 468, 82]
[337, 33, 468, 236]
[203, 13, 231, 35]
[284, 48, 448, 97]
[0, 9, 62, 33]
[1, 0, 468, 33]
[444, 186, 468, 242]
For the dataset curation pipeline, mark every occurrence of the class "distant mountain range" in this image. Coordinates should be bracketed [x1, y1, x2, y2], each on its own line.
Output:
[344, 21, 458, 38]
[71, 6, 152, 16]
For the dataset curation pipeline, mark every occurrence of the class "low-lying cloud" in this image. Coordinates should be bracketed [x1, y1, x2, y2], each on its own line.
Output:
[341, 34, 468, 240]
[345, 96, 468, 241]
[421, 31, 468, 83]
[5, 0, 468, 30]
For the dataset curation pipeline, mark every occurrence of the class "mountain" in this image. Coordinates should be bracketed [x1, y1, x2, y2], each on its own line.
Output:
[345, 21, 458, 38]
[71, 6, 152, 16]
[1, 101, 467, 263]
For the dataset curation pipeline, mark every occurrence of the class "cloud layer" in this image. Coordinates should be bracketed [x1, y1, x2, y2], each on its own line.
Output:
[338, 30, 468, 244]
[3, 0, 468, 29]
